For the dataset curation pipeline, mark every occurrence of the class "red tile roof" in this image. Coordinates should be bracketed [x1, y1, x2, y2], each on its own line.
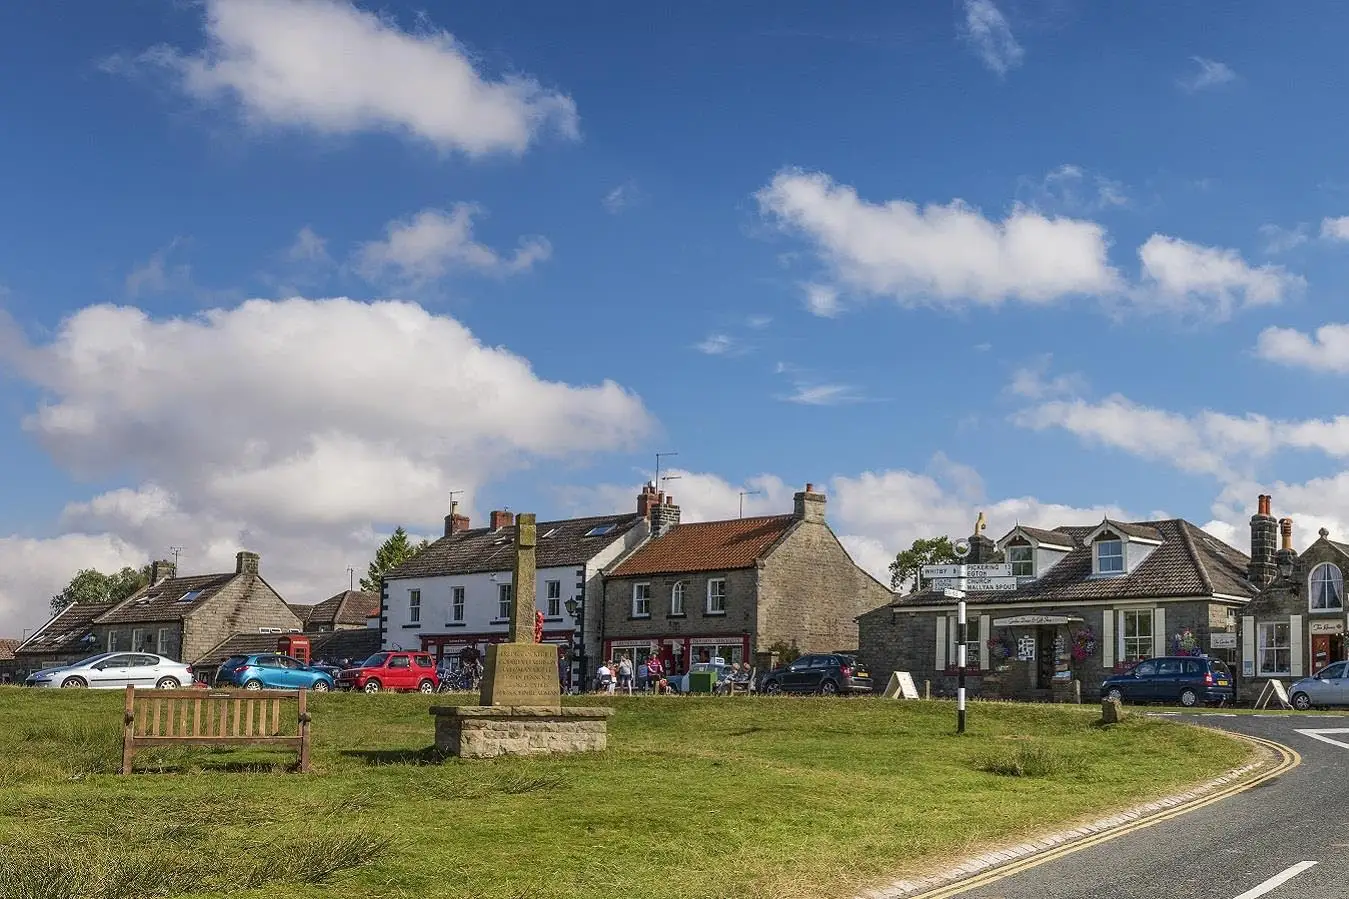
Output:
[609, 515, 797, 577]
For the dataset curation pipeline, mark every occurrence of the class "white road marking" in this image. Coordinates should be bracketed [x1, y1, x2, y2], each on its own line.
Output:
[1231, 861, 1317, 899]
[1293, 727, 1349, 749]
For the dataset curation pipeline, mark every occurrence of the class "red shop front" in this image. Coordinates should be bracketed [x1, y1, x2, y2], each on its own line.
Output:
[602, 633, 751, 674]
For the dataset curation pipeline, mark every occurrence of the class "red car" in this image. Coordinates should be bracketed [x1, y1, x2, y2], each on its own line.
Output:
[337, 651, 439, 694]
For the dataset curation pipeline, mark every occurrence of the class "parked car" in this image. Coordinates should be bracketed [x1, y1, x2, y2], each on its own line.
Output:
[214, 653, 335, 691]
[760, 653, 872, 695]
[667, 660, 733, 694]
[1099, 656, 1235, 707]
[337, 651, 439, 693]
[1289, 661, 1349, 710]
[24, 652, 195, 689]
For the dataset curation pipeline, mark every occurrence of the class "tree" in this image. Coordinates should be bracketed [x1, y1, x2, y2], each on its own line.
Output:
[50, 565, 151, 615]
[361, 527, 430, 593]
[889, 536, 959, 593]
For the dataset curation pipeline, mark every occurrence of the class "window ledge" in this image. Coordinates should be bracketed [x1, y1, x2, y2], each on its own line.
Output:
[401, 624, 421, 629]
[489, 619, 509, 625]
[704, 611, 727, 617]
[544, 616, 564, 623]
[666, 613, 687, 619]
[629, 614, 652, 621]
[444, 622, 467, 628]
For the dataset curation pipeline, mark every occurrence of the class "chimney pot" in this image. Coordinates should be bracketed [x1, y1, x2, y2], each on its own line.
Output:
[793, 483, 827, 523]
[1280, 518, 1294, 552]
[805, 482, 814, 493]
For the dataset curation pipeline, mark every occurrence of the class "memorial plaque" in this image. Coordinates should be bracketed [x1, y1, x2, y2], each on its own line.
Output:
[480, 642, 562, 707]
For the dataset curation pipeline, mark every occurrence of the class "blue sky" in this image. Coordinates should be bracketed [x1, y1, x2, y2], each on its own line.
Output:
[4, 0, 1349, 635]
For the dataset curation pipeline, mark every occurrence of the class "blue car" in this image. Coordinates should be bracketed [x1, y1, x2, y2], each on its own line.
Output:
[214, 653, 335, 691]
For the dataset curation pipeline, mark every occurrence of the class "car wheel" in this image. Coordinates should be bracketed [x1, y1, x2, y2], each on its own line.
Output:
[155, 677, 180, 689]
[818, 680, 840, 696]
[363, 680, 382, 694]
[60, 676, 88, 688]
[243, 679, 263, 691]
[1105, 688, 1124, 703]
[763, 680, 782, 695]
[311, 680, 331, 693]
[417, 679, 435, 694]
[1179, 688, 1199, 708]
[1292, 691, 1313, 711]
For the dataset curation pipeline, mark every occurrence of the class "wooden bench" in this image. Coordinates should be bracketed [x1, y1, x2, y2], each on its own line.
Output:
[120, 685, 312, 774]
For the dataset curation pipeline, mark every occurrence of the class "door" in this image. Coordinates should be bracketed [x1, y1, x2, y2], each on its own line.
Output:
[274, 656, 309, 688]
[1309, 661, 1349, 705]
[805, 655, 834, 690]
[387, 655, 413, 689]
[1035, 628, 1056, 689]
[129, 654, 162, 688]
[1312, 635, 1334, 674]
[782, 655, 816, 691]
[89, 654, 136, 688]
[1125, 659, 1159, 701]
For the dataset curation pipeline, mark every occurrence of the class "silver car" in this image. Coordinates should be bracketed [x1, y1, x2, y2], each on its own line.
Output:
[24, 652, 195, 689]
[1289, 661, 1349, 710]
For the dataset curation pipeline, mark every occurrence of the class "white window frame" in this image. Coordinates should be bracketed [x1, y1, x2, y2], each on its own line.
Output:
[1119, 609, 1153, 662]
[546, 580, 562, 617]
[1096, 538, 1125, 575]
[706, 579, 727, 615]
[451, 586, 465, 622]
[1008, 544, 1034, 578]
[1309, 563, 1345, 612]
[671, 581, 686, 616]
[947, 618, 982, 670]
[1257, 621, 1292, 676]
[409, 589, 421, 624]
[156, 627, 170, 656]
[107, 632, 115, 653]
[632, 583, 651, 618]
[497, 583, 513, 621]
[132, 627, 145, 652]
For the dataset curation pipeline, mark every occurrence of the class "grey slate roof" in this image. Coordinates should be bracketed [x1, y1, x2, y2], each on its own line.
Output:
[1095, 519, 1164, 542]
[15, 601, 115, 655]
[385, 513, 644, 580]
[305, 591, 380, 628]
[287, 604, 316, 625]
[94, 573, 237, 625]
[900, 519, 1254, 607]
[1008, 525, 1075, 547]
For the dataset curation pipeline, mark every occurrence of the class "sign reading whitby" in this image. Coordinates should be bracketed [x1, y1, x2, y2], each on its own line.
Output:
[921, 563, 1012, 579]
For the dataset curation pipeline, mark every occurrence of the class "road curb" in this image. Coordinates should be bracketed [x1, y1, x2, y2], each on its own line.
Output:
[857, 733, 1295, 899]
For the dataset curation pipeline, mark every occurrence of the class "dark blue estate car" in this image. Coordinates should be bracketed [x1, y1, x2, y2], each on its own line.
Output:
[1100, 656, 1235, 707]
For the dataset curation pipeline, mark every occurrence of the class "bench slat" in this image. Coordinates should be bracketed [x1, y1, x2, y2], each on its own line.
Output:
[193, 698, 202, 737]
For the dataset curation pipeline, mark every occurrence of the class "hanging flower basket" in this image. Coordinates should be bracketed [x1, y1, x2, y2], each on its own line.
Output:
[1171, 628, 1201, 656]
[986, 633, 1015, 661]
[1069, 626, 1097, 662]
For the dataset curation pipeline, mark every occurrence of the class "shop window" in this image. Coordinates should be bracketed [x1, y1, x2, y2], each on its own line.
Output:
[1309, 563, 1344, 611]
[948, 623, 981, 669]
[1257, 622, 1291, 676]
[1120, 609, 1153, 662]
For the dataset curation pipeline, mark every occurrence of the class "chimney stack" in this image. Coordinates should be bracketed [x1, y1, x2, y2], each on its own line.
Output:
[637, 482, 660, 518]
[1275, 517, 1297, 579]
[236, 551, 260, 576]
[793, 482, 827, 524]
[650, 491, 681, 537]
[490, 510, 514, 530]
[150, 559, 176, 585]
[444, 500, 471, 537]
[1280, 518, 1294, 552]
[1247, 494, 1278, 587]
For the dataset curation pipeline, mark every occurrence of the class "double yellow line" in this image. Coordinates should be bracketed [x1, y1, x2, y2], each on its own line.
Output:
[905, 734, 1300, 898]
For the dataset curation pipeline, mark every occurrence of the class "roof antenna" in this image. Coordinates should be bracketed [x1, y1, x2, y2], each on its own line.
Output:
[347, 566, 354, 591]
[169, 546, 183, 570]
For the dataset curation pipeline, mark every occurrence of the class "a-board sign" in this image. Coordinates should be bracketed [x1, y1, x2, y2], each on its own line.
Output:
[883, 671, 920, 700]
[1254, 679, 1292, 710]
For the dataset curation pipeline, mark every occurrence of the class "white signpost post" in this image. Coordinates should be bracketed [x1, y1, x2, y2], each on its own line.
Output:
[939, 539, 972, 734]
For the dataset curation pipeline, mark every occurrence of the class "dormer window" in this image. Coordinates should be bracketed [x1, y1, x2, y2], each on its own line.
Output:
[1310, 562, 1344, 611]
[1095, 535, 1124, 575]
[1007, 540, 1034, 577]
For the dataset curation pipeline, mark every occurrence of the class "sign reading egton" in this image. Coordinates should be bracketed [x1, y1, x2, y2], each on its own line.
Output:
[921, 563, 1012, 579]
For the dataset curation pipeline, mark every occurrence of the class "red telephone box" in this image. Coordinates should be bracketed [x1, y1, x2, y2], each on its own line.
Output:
[278, 633, 311, 665]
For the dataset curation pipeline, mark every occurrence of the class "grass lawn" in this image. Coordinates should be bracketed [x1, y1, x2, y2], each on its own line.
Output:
[0, 689, 1252, 899]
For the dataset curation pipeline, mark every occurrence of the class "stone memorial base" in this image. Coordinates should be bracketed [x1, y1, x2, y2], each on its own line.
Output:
[430, 705, 614, 759]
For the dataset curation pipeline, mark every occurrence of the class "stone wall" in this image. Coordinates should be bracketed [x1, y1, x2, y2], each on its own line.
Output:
[1242, 535, 1349, 686]
[182, 575, 303, 663]
[756, 520, 893, 655]
[431, 706, 612, 759]
[601, 569, 757, 645]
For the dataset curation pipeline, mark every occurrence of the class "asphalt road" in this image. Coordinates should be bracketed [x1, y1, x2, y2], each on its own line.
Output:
[944, 712, 1349, 899]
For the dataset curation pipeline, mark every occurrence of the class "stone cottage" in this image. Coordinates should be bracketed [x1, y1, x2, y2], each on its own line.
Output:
[600, 483, 892, 676]
[858, 514, 1257, 701]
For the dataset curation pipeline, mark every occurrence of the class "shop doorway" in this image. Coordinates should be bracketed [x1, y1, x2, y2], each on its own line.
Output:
[1311, 633, 1345, 675]
[1035, 627, 1056, 689]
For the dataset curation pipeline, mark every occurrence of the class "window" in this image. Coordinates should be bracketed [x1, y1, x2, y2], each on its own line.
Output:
[409, 589, 421, 624]
[498, 583, 513, 620]
[632, 583, 651, 618]
[1008, 543, 1034, 577]
[156, 627, 171, 655]
[177, 590, 202, 603]
[546, 580, 562, 617]
[1096, 538, 1124, 574]
[1317, 661, 1347, 680]
[1120, 609, 1153, 662]
[389, 656, 411, 669]
[1310, 563, 1344, 611]
[949, 625, 981, 670]
[451, 586, 465, 622]
[671, 581, 686, 616]
[415, 655, 435, 668]
[706, 579, 727, 614]
[1156, 659, 1182, 677]
[1183, 660, 1205, 676]
[1132, 660, 1157, 677]
[132, 628, 145, 652]
[585, 524, 616, 537]
[1258, 622, 1291, 676]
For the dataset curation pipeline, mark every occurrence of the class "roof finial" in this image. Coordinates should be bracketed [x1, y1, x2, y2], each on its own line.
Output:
[974, 511, 986, 536]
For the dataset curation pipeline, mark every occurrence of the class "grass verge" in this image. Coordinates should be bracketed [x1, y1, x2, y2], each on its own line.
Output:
[0, 689, 1251, 899]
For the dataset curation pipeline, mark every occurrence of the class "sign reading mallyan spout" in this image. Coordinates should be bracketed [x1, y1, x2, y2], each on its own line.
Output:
[991, 614, 1084, 627]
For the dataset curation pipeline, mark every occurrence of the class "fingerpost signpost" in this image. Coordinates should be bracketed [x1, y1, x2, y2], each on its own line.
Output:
[925, 538, 973, 734]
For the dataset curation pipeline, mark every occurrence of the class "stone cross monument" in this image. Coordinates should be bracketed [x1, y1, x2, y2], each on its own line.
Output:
[478, 513, 562, 707]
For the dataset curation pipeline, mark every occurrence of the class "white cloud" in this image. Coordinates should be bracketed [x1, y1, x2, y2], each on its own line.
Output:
[695, 333, 738, 356]
[1135, 234, 1303, 320]
[355, 206, 551, 284]
[959, 0, 1024, 77]
[287, 226, 330, 263]
[1321, 216, 1349, 241]
[745, 314, 772, 330]
[126, 239, 192, 297]
[1019, 164, 1130, 213]
[780, 383, 864, 406]
[123, 0, 578, 156]
[1257, 223, 1310, 255]
[757, 169, 1119, 311]
[0, 534, 145, 640]
[803, 283, 842, 317]
[1006, 355, 1087, 399]
[602, 181, 640, 214]
[1256, 323, 1349, 374]
[0, 297, 652, 636]
[1179, 57, 1237, 92]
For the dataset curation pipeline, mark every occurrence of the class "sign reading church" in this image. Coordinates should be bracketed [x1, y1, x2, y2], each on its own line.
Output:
[858, 511, 1261, 702]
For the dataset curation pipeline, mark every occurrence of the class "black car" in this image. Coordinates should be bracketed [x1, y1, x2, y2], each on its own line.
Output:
[760, 653, 872, 695]
[1099, 655, 1235, 707]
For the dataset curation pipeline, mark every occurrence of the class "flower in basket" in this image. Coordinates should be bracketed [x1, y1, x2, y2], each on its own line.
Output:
[986, 633, 1015, 660]
[1171, 628, 1200, 656]
[1069, 626, 1097, 662]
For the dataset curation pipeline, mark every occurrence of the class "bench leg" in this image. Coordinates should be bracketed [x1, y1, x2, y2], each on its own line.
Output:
[121, 685, 135, 774]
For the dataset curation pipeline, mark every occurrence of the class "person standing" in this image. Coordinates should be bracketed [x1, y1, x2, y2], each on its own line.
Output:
[618, 655, 634, 694]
